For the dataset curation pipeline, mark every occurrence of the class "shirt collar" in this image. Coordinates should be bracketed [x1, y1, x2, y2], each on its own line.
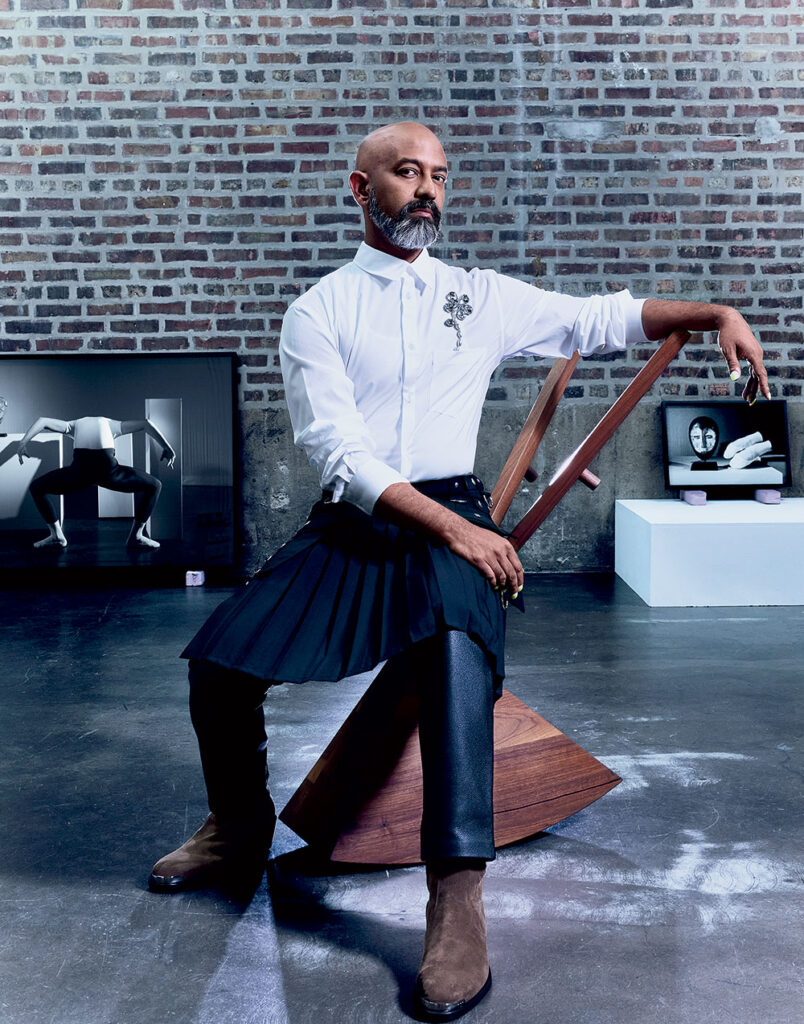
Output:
[353, 241, 435, 289]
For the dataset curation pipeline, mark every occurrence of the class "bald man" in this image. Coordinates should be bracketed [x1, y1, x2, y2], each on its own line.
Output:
[149, 122, 768, 1021]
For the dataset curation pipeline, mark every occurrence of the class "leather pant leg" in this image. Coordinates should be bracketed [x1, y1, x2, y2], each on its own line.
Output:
[416, 630, 496, 863]
[188, 658, 275, 824]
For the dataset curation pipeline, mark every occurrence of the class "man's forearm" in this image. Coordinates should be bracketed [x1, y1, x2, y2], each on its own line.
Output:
[374, 482, 464, 545]
[641, 298, 739, 342]
[374, 482, 524, 594]
[641, 297, 769, 400]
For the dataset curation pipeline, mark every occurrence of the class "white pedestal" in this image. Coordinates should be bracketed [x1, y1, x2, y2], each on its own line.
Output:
[615, 498, 804, 606]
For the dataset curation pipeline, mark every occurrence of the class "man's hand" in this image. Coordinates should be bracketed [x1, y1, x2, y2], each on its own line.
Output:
[374, 481, 523, 598]
[642, 299, 770, 404]
[441, 516, 524, 597]
[161, 446, 176, 469]
[17, 442, 29, 464]
[715, 307, 770, 404]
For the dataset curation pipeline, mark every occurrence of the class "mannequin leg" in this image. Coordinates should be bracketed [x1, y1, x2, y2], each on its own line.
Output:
[100, 463, 162, 548]
[29, 464, 84, 547]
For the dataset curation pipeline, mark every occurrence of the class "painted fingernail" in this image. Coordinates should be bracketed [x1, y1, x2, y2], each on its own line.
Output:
[730, 369, 741, 381]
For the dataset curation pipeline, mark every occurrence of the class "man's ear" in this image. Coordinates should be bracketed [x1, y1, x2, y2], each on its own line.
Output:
[349, 169, 370, 208]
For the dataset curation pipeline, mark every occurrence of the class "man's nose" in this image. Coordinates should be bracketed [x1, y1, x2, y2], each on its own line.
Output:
[415, 176, 438, 201]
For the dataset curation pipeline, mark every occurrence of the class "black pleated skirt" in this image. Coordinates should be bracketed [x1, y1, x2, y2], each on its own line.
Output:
[181, 475, 520, 685]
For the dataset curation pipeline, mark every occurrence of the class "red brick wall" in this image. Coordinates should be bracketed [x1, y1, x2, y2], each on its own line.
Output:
[2, 1, 803, 568]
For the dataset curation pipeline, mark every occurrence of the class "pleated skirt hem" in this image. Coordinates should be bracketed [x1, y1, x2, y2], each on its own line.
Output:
[181, 497, 511, 685]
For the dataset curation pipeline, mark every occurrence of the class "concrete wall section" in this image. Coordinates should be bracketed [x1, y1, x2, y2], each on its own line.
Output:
[239, 401, 804, 575]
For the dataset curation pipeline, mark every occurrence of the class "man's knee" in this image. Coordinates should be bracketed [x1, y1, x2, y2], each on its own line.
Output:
[188, 658, 270, 715]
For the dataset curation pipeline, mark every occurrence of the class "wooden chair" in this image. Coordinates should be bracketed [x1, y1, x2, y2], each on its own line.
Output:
[280, 330, 690, 864]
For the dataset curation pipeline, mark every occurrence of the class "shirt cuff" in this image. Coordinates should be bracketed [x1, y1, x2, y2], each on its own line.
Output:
[340, 457, 409, 515]
[624, 295, 650, 345]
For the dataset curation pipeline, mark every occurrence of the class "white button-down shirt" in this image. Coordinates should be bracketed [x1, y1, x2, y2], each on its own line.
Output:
[279, 242, 649, 514]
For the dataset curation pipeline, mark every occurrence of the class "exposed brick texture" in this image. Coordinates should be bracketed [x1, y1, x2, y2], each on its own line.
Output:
[1, 1, 803, 568]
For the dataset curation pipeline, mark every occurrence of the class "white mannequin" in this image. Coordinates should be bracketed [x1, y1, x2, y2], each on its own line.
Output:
[18, 415, 176, 549]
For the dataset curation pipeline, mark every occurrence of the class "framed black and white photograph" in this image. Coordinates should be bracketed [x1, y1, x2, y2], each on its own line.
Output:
[0, 354, 237, 570]
[661, 400, 792, 491]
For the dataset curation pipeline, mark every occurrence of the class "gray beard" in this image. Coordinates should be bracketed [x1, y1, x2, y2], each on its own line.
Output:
[368, 189, 441, 250]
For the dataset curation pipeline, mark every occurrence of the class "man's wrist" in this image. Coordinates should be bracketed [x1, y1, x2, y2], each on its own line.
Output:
[711, 303, 744, 333]
[375, 482, 467, 544]
[642, 298, 746, 341]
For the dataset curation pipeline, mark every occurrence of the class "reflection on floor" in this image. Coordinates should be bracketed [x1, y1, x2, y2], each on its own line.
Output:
[1, 575, 800, 1024]
[0, 507, 232, 569]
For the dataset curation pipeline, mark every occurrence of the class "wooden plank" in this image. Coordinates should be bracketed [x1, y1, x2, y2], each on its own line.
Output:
[490, 353, 580, 524]
[509, 329, 690, 549]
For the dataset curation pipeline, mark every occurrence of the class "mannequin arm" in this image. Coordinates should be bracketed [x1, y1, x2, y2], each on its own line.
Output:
[18, 417, 71, 462]
[121, 419, 176, 468]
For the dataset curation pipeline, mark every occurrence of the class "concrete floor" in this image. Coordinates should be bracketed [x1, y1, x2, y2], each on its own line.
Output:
[1, 575, 801, 1024]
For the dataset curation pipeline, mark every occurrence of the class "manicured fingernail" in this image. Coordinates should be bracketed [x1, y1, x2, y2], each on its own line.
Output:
[730, 369, 741, 381]
[518, 585, 524, 593]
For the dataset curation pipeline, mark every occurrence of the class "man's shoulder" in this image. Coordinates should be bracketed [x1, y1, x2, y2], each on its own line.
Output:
[433, 257, 547, 304]
[285, 261, 358, 317]
[430, 255, 511, 301]
[430, 254, 505, 288]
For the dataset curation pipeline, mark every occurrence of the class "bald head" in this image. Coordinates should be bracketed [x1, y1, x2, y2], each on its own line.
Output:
[349, 121, 447, 259]
[355, 122, 445, 175]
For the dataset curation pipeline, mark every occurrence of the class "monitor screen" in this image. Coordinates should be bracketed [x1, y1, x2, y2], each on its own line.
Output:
[661, 400, 791, 491]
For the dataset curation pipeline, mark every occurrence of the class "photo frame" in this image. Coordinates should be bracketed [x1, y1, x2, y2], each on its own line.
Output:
[0, 353, 237, 571]
[661, 400, 792, 492]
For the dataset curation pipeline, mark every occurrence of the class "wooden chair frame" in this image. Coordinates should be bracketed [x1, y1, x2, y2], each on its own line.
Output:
[280, 330, 690, 864]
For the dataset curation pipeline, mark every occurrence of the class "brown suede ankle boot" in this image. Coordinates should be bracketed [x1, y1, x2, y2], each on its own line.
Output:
[413, 861, 491, 1022]
[148, 808, 276, 894]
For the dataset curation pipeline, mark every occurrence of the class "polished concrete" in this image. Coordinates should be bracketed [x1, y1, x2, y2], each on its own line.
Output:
[1, 575, 801, 1024]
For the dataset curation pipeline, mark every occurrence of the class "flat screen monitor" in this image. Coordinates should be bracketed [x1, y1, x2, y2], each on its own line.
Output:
[661, 399, 791, 492]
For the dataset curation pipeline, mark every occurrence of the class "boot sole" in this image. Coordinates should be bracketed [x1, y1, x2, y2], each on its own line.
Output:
[148, 815, 277, 894]
[148, 856, 268, 895]
[412, 969, 492, 1022]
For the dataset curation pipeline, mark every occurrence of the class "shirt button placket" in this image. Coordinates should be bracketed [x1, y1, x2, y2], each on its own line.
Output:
[400, 276, 416, 478]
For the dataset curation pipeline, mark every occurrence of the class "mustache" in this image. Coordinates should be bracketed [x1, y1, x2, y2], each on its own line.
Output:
[399, 198, 441, 226]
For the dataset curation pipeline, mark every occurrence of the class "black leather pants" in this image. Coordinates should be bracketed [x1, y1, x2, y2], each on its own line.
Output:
[415, 630, 495, 862]
[188, 660, 274, 824]
[187, 629, 496, 860]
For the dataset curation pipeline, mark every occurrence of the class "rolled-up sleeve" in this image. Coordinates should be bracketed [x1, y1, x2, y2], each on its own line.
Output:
[279, 297, 408, 514]
[497, 274, 649, 360]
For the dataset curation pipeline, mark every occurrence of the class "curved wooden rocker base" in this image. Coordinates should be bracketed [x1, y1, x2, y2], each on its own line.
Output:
[279, 665, 621, 865]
